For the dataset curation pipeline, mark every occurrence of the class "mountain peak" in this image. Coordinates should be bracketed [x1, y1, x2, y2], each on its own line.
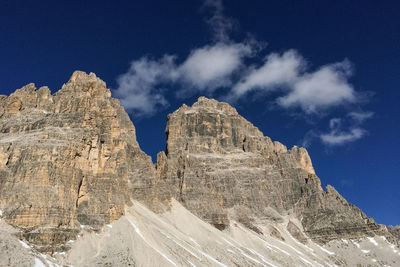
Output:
[58, 71, 110, 98]
[188, 96, 239, 115]
[68, 71, 104, 85]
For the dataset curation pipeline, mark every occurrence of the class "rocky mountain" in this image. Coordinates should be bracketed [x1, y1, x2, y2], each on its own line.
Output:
[0, 71, 167, 252]
[157, 97, 389, 244]
[0, 71, 399, 266]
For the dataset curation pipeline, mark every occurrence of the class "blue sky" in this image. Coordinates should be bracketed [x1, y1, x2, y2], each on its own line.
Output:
[1, 0, 399, 225]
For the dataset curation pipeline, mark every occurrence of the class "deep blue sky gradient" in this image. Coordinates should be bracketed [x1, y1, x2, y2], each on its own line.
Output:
[1, 0, 399, 225]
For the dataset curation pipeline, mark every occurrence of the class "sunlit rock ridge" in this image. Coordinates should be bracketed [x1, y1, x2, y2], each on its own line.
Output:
[0, 71, 398, 266]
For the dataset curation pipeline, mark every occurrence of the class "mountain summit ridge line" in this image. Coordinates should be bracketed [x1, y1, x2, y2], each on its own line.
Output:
[0, 71, 398, 266]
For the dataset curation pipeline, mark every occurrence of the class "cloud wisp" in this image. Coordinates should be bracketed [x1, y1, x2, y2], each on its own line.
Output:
[203, 0, 235, 42]
[319, 111, 373, 146]
[320, 119, 366, 146]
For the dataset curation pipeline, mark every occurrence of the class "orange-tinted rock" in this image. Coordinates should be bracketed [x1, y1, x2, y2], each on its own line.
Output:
[0, 71, 157, 252]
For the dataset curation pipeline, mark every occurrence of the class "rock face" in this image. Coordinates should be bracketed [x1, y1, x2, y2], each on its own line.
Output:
[0, 71, 159, 252]
[0, 72, 397, 255]
[388, 225, 400, 240]
[157, 96, 389, 243]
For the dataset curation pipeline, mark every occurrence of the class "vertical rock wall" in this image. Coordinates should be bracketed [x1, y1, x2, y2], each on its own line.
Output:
[158, 97, 388, 243]
[0, 71, 158, 251]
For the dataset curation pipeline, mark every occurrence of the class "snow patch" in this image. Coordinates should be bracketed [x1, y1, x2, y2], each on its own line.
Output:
[367, 237, 378, 246]
[47, 260, 58, 267]
[127, 217, 145, 240]
[38, 251, 59, 267]
[313, 261, 325, 267]
[174, 240, 201, 260]
[189, 237, 200, 247]
[127, 215, 177, 266]
[236, 247, 262, 265]
[199, 251, 227, 267]
[284, 228, 314, 252]
[208, 238, 255, 264]
[222, 237, 234, 247]
[299, 256, 313, 266]
[361, 249, 370, 254]
[341, 239, 348, 244]
[34, 258, 46, 267]
[107, 224, 112, 228]
[221, 236, 263, 264]
[187, 260, 197, 267]
[276, 239, 305, 255]
[316, 244, 335, 255]
[372, 259, 377, 262]
[248, 248, 279, 267]
[160, 231, 200, 260]
[352, 240, 360, 248]
[266, 242, 290, 256]
[19, 240, 31, 249]
[0, 210, 3, 217]
[249, 231, 290, 256]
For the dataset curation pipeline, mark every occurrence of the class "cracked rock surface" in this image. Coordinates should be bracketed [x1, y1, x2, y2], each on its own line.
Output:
[0, 72, 398, 259]
[0, 71, 160, 252]
[158, 96, 394, 244]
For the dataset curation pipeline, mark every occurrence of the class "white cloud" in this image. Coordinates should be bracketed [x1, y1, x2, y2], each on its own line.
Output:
[114, 56, 177, 116]
[114, 41, 258, 113]
[319, 117, 366, 146]
[179, 42, 254, 93]
[348, 111, 374, 123]
[320, 127, 365, 145]
[229, 50, 358, 113]
[230, 50, 304, 100]
[277, 60, 356, 113]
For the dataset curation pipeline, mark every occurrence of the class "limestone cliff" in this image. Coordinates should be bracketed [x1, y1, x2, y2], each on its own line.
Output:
[0, 71, 160, 252]
[0, 72, 396, 255]
[157, 96, 391, 243]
